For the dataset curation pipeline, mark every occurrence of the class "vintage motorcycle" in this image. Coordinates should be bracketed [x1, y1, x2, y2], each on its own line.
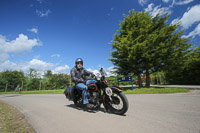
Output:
[64, 68, 129, 115]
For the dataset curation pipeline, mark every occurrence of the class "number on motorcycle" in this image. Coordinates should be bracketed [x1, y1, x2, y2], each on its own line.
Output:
[105, 87, 112, 96]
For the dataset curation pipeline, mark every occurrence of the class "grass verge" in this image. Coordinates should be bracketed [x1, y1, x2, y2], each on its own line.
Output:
[0, 87, 189, 94]
[0, 100, 35, 133]
[122, 87, 189, 94]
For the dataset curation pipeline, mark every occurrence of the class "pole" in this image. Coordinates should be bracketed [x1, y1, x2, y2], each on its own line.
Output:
[21, 80, 23, 91]
[39, 79, 42, 90]
[131, 78, 134, 90]
[5, 83, 8, 92]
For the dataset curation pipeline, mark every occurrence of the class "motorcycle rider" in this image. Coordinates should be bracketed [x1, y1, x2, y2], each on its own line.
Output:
[70, 58, 96, 108]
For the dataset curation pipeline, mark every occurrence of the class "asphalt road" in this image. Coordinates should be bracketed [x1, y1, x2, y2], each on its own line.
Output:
[0, 91, 200, 133]
[123, 85, 200, 90]
[151, 85, 200, 89]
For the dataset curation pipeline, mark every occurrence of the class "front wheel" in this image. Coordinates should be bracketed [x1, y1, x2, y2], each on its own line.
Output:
[107, 91, 129, 115]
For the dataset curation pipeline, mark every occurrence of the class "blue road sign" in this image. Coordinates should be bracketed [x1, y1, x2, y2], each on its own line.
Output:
[118, 76, 134, 90]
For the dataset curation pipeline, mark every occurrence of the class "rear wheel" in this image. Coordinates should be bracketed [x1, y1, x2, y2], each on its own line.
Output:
[107, 91, 129, 115]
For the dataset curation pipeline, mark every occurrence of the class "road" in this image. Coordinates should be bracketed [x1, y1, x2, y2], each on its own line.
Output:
[0, 91, 200, 133]
[123, 85, 200, 90]
[151, 85, 200, 89]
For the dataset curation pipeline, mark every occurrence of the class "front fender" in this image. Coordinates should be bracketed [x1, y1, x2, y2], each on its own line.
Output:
[109, 86, 122, 93]
[102, 86, 123, 111]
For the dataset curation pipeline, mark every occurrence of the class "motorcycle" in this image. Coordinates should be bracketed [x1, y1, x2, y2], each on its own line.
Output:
[64, 68, 129, 115]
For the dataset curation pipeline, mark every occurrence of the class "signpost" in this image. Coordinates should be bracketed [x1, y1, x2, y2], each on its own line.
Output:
[118, 76, 134, 90]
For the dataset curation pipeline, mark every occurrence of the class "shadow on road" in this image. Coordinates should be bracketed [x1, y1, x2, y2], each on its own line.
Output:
[66, 104, 127, 116]
[0, 94, 23, 98]
[66, 104, 106, 113]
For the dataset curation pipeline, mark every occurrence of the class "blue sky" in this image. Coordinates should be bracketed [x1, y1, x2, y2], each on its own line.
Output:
[0, 0, 200, 76]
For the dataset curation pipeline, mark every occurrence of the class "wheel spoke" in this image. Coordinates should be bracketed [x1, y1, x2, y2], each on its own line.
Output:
[110, 93, 124, 110]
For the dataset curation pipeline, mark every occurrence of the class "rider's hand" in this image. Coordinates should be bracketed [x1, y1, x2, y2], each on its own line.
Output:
[91, 74, 95, 78]
[79, 78, 85, 83]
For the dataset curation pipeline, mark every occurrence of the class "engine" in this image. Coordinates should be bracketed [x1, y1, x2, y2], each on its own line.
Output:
[87, 91, 100, 105]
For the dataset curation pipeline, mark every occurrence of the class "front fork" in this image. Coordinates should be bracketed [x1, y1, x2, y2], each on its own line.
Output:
[102, 93, 109, 111]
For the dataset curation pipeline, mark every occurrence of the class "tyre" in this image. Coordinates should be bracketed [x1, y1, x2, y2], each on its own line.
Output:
[107, 92, 129, 115]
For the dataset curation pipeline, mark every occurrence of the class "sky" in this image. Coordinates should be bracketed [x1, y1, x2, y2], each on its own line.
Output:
[0, 0, 200, 76]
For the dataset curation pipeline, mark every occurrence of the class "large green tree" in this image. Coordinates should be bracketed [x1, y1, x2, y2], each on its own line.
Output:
[0, 71, 25, 92]
[165, 46, 200, 85]
[109, 10, 192, 87]
[43, 70, 70, 90]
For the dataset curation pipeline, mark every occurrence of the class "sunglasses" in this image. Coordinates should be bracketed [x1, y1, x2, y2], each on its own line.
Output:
[76, 62, 83, 65]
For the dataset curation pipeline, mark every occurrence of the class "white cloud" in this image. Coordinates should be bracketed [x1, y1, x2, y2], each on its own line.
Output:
[171, 0, 194, 7]
[176, 0, 194, 5]
[28, 28, 38, 34]
[0, 34, 70, 75]
[162, 0, 170, 3]
[5, 34, 41, 53]
[54, 65, 70, 74]
[87, 66, 116, 77]
[105, 66, 117, 77]
[34, 55, 40, 59]
[138, 0, 148, 6]
[146, 3, 154, 11]
[171, 18, 181, 25]
[180, 4, 200, 29]
[0, 59, 53, 72]
[0, 60, 17, 71]
[37, 0, 43, 4]
[0, 52, 9, 63]
[182, 23, 200, 38]
[28, 59, 54, 71]
[145, 3, 171, 17]
[51, 54, 60, 58]
[36, 9, 51, 17]
[87, 68, 100, 75]
[0, 58, 71, 75]
[0, 34, 41, 63]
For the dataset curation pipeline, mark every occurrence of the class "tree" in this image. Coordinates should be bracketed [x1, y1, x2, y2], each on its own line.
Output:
[0, 71, 25, 91]
[109, 9, 192, 87]
[43, 73, 70, 90]
[165, 46, 200, 85]
[26, 68, 41, 79]
[25, 68, 42, 90]
[44, 70, 53, 78]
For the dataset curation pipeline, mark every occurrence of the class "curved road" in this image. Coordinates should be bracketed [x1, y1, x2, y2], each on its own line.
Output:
[0, 91, 200, 133]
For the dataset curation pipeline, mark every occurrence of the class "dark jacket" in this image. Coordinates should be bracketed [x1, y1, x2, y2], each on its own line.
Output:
[70, 66, 93, 84]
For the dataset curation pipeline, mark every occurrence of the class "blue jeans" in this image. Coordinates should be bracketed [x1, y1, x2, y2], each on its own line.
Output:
[76, 80, 97, 104]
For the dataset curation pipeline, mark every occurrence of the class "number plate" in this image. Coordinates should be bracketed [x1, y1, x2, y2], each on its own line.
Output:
[105, 87, 112, 96]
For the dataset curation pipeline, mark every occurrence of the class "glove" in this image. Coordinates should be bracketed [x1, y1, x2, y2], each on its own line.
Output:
[79, 78, 85, 83]
[91, 73, 95, 78]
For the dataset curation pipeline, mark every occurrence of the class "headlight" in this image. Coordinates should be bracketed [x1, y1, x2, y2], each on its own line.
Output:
[96, 73, 101, 80]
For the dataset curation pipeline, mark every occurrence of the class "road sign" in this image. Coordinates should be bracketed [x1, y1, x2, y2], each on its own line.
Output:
[118, 76, 134, 90]
[118, 76, 132, 82]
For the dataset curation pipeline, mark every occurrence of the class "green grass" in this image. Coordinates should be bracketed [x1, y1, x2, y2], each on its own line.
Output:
[0, 101, 35, 133]
[0, 87, 189, 95]
[121, 87, 189, 94]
